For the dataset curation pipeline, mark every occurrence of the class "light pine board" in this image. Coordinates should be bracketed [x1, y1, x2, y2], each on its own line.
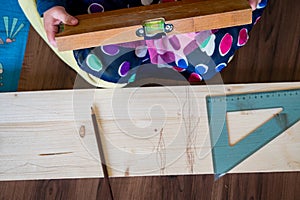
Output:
[0, 82, 300, 181]
[55, 0, 252, 51]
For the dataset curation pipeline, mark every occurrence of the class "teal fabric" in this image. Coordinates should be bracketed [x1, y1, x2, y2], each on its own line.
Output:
[0, 0, 30, 92]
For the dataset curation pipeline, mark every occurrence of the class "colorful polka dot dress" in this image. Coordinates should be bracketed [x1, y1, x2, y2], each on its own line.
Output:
[73, 0, 268, 85]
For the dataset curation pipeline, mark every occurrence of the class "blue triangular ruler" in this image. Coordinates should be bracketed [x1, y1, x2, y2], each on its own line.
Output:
[206, 89, 300, 176]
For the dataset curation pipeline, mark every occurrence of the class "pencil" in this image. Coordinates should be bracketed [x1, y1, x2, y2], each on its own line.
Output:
[91, 106, 114, 200]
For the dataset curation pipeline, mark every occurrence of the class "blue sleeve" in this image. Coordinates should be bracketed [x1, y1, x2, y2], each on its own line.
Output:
[36, 0, 67, 16]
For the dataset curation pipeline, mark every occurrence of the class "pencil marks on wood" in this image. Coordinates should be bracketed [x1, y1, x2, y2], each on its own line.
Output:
[182, 87, 200, 173]
[156, 128, 166, 175]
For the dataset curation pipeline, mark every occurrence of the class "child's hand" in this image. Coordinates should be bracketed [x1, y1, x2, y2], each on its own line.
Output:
[248, 0, 262, 10]
[43, 6, 78, 47]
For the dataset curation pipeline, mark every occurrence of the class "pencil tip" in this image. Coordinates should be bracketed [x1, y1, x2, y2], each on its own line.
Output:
[91, 106, 94, 114]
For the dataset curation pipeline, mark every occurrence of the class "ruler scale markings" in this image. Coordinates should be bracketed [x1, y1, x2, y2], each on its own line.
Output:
[206, 89, 300, 176]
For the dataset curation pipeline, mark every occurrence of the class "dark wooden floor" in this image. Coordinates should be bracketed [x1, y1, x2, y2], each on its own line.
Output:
[1, 0, 299, 199]
[1, 173, 299, 200]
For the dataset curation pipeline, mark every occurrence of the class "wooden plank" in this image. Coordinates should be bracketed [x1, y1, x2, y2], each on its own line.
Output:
[0, 82, 299, 181]
[55, 0, 252, 51]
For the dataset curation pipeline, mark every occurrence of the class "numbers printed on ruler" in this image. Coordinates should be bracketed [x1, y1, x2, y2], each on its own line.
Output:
[206, 89, 300, 176]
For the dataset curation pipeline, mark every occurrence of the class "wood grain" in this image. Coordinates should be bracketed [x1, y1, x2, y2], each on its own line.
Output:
[220, 0, 300, 83]
[18, 27, 91, 91]
[55, 0, 252, 51]
[10, 0, 300, 198]
[0, 173, 299, 200]
[1, 82, 300, 181]
[18, 26, 76, 91]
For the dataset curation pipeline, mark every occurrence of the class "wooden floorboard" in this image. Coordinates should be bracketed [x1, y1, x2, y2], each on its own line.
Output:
[221, 0, 300, 84]
[0, 173, 299, 200]
[1, 0, 299, 199]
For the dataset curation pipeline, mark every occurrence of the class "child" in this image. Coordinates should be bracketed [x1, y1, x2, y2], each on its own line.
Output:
[37, 0, 267, 84]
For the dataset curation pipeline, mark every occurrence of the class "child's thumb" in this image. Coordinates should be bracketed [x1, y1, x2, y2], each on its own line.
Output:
[58, 10, 78, 25]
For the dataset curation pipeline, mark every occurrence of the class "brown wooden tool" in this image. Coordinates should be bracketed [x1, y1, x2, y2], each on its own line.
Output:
[55, 0, 252, 51]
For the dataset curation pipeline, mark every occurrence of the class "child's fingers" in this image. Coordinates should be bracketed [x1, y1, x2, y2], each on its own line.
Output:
[43, 6, 78, 47]
[248, 0, 262, 10]
[248, 0, 256, 10]
[45, 25, 59, 47]
[56, 9, 78, 26]
[44, 17, 58, 47]
[43, 13, 59, 46]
